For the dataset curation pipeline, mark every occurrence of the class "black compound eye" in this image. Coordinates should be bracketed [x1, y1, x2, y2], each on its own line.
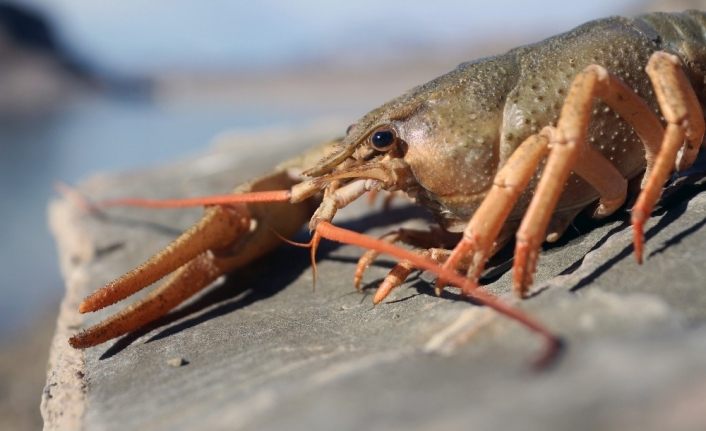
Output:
[369, 127, 397, 151]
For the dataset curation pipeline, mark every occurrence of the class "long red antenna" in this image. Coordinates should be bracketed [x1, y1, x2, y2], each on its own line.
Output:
[315, 221, 562, 368]
[56, 181, 292, 210]
[99, 190, 291, 208]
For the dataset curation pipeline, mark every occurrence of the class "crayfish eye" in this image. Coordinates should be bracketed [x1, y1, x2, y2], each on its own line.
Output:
[369, 127, 397, 151]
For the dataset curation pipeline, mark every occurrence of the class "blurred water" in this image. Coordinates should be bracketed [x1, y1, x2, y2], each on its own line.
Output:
[0, 94, 316, 339]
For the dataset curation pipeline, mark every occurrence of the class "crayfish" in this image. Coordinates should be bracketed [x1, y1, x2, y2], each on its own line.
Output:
[67, 11, 706, 366]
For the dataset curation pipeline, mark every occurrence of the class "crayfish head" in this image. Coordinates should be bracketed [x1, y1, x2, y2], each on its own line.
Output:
[291, 103, 424, 228]
[303, 56, 517, 230]
[303, 87, 428, 176]
[296, 94, 425, 204]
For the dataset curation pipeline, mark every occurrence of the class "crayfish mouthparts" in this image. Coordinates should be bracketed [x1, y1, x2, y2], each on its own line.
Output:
[315, 158, 413, 190]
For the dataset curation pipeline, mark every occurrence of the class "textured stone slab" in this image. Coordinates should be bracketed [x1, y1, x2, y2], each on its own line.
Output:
[45, 123, 706, 431]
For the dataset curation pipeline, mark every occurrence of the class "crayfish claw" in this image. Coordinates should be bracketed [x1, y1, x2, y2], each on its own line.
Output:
[79, 205, 252, 313]
[70, 252, 228, 348]
[69, 160, 320, 348]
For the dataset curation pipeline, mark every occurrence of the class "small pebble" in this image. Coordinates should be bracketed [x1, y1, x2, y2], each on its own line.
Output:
[166, 357, 189, 367]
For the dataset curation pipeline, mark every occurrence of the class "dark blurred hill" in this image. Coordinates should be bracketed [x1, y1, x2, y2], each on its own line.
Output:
[0, 2, 149, 116]
[0, 2, 89, 77]
[0, 2, 86, 115]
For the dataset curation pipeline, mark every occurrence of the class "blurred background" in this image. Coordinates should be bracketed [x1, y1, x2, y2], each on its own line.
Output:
[0, 0, 698, 428]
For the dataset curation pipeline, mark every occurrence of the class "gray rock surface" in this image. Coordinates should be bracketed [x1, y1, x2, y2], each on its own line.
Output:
[44, 123, 706, 431]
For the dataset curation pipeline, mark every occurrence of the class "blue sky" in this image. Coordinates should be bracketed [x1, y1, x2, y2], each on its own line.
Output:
[26, 0, 644, 74]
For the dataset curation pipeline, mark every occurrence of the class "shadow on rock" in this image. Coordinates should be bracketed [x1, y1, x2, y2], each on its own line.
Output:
[568, 173, 706, 294]
[99, 204, 430, 359]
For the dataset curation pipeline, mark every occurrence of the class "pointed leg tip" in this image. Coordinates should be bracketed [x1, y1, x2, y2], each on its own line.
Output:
[512, 241, 537, 299]
[512, 269, 532, 298]
[632, 224, 645, 265]
[434, 273, 448, 296]
[68, 334, 88, 349]
[374, 281, 396, 304]
[78, 295, 106, 313]
[512, 283, 526, 300]
[460, 281, 479, 297]
[353, 279, 362, 292]
[434, 274, 448, 295]
[512, 265, 526, 298]
[532, 336, 565, 371]
[513, 287, 528, 300]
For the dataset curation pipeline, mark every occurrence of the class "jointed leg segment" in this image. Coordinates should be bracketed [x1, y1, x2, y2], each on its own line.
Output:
[512, 62, 669, 297]
[631, 53, 705, 262]
[354, 227, 454, 303]
[439, 130, 552, 294]
[440, 51, 702, 299]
